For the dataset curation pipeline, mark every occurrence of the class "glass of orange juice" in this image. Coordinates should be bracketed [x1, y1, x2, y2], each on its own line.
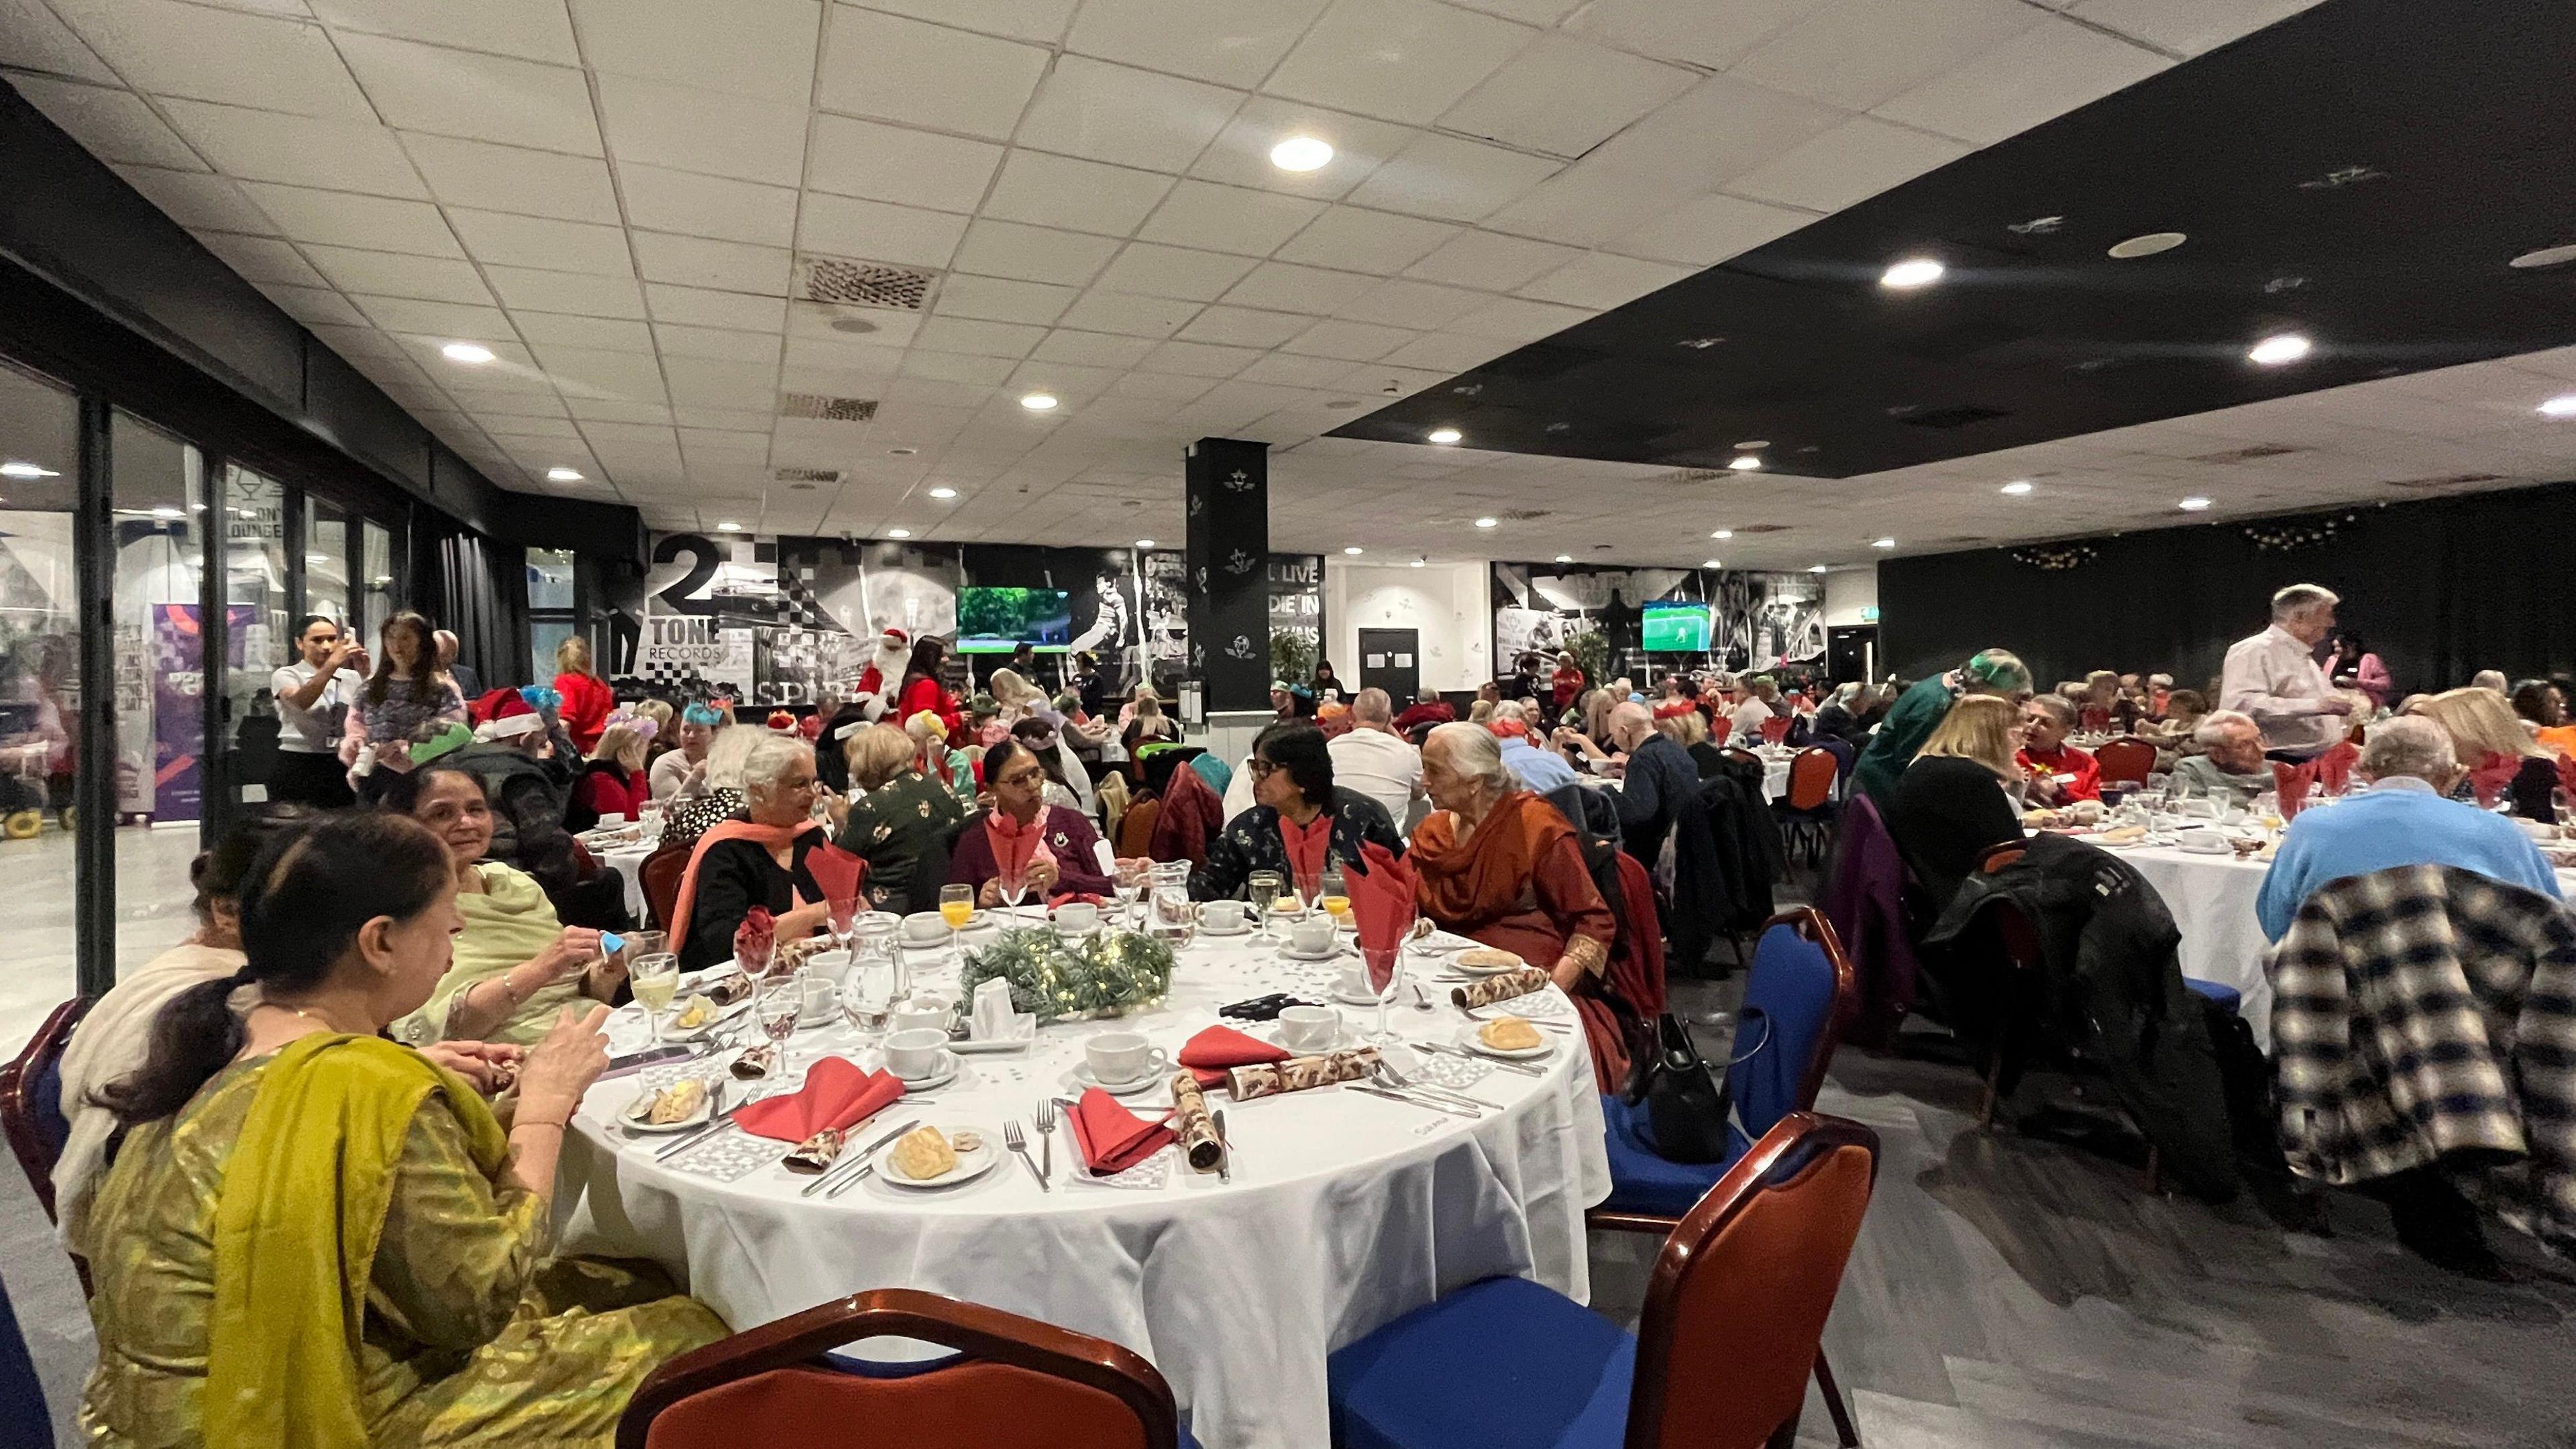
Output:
[939, 882, 975, 964]
[1320, 867, 1350, 930]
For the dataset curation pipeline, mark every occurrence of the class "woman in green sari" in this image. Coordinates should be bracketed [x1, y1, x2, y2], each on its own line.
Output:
[81, 810, 725, 1448]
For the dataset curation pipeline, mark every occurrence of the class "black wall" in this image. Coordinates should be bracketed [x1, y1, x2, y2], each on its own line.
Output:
[1880, 481, 2576, 697]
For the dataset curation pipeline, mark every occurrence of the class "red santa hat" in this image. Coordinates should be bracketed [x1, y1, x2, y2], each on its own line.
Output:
[470, 688, 545, 741]
[765, 709, 798, 733]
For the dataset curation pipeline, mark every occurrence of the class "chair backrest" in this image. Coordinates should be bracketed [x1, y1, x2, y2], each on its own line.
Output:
[1116, 798, 1161, 859]
[2093, 737, 2157, 788]
[1628, 1113, 1880, 1449]
[1974, 843, 2043, 967]
[1784, 747, 1837, 810]
[1729, 909, 1856, 1140]
[639, 843, 690, 934]
[621, 1289, 1179, 1449]
[1, 996, 87, 1224]
[1815, 736, 1856, 784]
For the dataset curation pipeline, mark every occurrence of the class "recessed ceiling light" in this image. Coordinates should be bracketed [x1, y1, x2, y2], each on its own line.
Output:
[716, 519, 741, 532]
[2179, 496, 2212, 511]
[1270, 136, 1334, 172]
[152, 505, 184, 519]
[1872, 537, 1896, 549]
[547, 466, 584, 482]
[2108, 232, 2186, 260]
[1020, 392, 1058, 411]
[2000, 480, 2034, 496]
[888, 527, 912, 538]
[441, 341, 494, 364]
[1409, 557, 1426, 568]
[1554, 554, 1573, 563]
[2247, 333, 2311, 366]
[2509, 243, 2576, 270]
[1807, 565, 1829, 574]
[927, 486, 958, 498]
[1342, 545, 1362, 555]
[1427, 427, 1462, 445]
[1702, 559, 1723, 569]
[1732, 439, 1769, 450]
[2538, 394, 2576, 417]
[1710, 529, 1733, 539]
[889, 447, 918, 456]
[1728, 455, 1761, 472]
[0, 461, 56, 479]
[1879, 257, 1944, 288]
[1134, 538, 1155, 549]
[1473, 517, 1497, 529]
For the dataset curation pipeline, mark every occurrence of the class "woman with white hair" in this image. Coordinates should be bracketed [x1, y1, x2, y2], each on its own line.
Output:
[657, 722, 755, 851]
[669, 733, 833, 969]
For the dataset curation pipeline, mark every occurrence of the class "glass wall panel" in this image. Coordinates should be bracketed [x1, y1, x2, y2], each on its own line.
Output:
[528, 547, 576, 684]
[109, 411, 206, 977]
[224, 465, 288, 809]
[0, 361, 81, 1039]
[307, 494, 350, 627]
[360, 518, 394, 643]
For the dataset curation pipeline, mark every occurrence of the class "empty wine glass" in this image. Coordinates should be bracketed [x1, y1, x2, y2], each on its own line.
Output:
[1114, 859, 1150, 931]
[1246, 869, 1283, 943]
[1364, 943, 1404, 1047]
[998, 856, 1030, 921]
[757, 972, 803, 1074]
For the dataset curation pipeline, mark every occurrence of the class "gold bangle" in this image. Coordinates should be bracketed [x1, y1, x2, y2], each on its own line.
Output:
[513, 1118, 568, 1133]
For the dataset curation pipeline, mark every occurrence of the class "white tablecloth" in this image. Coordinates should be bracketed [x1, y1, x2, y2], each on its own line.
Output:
[596, 839, 658, 922]
[558, 927, 1611, 1449]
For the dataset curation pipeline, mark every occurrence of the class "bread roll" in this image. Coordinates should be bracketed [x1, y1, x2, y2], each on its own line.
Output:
[1477, 1016, 1543, 1051]
[891, 1125, 958, 1180]
[1458, 947, 1521, 969]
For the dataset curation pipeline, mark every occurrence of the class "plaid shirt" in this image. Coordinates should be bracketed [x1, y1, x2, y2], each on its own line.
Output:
[2268, 864, 2576, 1244]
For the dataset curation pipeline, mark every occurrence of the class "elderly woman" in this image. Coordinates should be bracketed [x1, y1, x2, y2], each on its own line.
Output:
[908, 707, 979, 804]
[670, 733, 833, 970]
[649, 702, 720, 800]
[833, 724, 967, 915]
[390, 765, 628, 1046]
[1813, 681, 1870, 749]
[80, 811, 724, 1446]
[658, 723, 755, 851]
[1884, 694, 2028, 908]
[1192, 720, 1401, 902]
[949, 738, 1116, 908]
[1658, 702, 1727, 779]
[2413, 686, 2562, 820]
[568, 722, 651, 832]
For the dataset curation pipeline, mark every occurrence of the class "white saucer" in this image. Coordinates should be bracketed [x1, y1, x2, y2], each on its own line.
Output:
[1067, 1060, 1169, 1097]
[951, 1013, 1038, 1054]
[1409, 930, 1476, 954]
[1332, 986, 1385, 1008]
[1453, 953, 1525, 977]
[1456, 1023, 1554, 1062]
[1198, 920, 1253, 936]
[657, 995, 751, 1040]
[890, 1052, 961, 1093]
[1263, 1021, 1350, 1054]
[877, 1126, 1001, 1188]
[620, 1083, 715, 1134]
[1279, 942, 1344, 963]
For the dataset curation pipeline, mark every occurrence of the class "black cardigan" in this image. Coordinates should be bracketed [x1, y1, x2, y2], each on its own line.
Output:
[680, 828, 827, 971]
[1884, 756, 2023, 912]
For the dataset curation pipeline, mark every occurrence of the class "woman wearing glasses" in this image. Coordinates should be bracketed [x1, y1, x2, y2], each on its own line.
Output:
[1191, 720, 1401, 902]
[946, 738, 1117, 908]
[667, 734, 833, 970]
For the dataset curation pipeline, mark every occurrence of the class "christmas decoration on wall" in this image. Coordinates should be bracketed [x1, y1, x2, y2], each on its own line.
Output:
[2241, 512, 2359, 553]
[958, 926, 1175, 1023]
[2009, 543, 2098, 571]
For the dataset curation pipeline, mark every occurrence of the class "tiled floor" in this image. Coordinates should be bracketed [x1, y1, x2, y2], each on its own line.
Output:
[0, 822, 199, 1060]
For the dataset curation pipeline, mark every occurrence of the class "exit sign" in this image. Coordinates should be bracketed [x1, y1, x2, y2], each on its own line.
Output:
[1861, 606, 1880, 623]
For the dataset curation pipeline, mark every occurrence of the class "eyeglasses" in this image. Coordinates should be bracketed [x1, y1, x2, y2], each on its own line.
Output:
[997, 768, 1047, 788]
[1247, 758, 1281, 778]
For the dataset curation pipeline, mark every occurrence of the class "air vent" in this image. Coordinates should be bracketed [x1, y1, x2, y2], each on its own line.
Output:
[2190, 444, 2305, 464]
[2385, 472, 2504, 490]
[773, 467, 841, 484]
[1891, 404, 2009, 429]
[780, 394, 879, 423]
[1729, 523, 1791, 535]
[1656, 468, 1728, 485]
[800, 255, 936, 311]
[1495, 507, 1550, 522]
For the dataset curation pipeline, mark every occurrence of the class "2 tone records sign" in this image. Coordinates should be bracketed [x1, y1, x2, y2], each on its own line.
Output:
[639, 614, 753, 688]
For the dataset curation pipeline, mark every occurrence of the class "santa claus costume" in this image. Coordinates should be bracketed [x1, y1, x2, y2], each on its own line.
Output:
[853, 627, 912, 720]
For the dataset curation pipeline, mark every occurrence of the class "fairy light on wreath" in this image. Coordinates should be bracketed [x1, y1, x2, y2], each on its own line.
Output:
[2241, 511, 2359, 553]
[2009, 543, 2098, 572]
[958, 926, 1175, 1022]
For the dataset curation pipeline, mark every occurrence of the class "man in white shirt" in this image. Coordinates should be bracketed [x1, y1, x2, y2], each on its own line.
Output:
[2220, 583, 2352, 759]
[1728, 678, 1776, 744]
[268, 613, 366, 806]
[1327, 687, 1425, 826]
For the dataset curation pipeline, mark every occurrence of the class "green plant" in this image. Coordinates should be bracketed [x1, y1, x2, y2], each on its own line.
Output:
[1271, 629, 1317, 685]
[957, 926, 1175, 1022]
[1566, 629, 1609, 694]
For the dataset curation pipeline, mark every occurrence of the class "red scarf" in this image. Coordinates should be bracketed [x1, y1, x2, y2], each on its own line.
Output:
[1278, 809, 1332, 892]
[667, 816, 818, 949]
[983, 808, 1055, 886]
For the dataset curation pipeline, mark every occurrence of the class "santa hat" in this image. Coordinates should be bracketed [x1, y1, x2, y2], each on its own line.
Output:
[878, 627, 910, 647]
[470, 688, 544, 741]
[1489, 717, 1531, 740]
[765, 709, 798, 733]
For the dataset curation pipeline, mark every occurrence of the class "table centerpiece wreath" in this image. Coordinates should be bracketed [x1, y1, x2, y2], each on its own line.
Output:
[959, 926, 1176, 1024]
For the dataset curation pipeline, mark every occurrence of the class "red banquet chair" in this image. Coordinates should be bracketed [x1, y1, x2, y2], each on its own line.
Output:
[639, 843, 690, 934]
[2, 996, 92, 1296]
[2092, 737, 2157, 789]
[1328, 1112, 1882, 1449]
[1774, 747, 1842, 868]
[619, 1288, 1192, 1449]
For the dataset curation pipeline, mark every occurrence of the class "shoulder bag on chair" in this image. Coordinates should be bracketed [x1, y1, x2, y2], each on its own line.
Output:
[1626, 1010, 1763, 1164]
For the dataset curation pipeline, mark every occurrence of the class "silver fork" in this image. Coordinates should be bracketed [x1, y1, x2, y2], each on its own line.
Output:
[1034, 1097, 1057, 1183]
[1003, 1120, 1049, 1191]
[1374, 1061, 1490, 1114]
[1413, 1038, 1544, 1077]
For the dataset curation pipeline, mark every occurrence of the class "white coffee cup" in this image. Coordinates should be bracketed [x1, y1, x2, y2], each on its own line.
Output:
[883, 1028, 949, 1079]
[902, 911, 952, 945]
[598, 812, 627, 829]
[1289, 916, 1336, 955]
[1277, 1005, 1339, 1052]
[1338, 959, 1373, 998]
[804, 948, 854, 988]
[891, 993, 953, 1035]
[1053, 901, 1101, 936]
[800, 975, 837, 1019]
[1199, 900, 1249, 932]
[1084, 1030, 1165, 1085]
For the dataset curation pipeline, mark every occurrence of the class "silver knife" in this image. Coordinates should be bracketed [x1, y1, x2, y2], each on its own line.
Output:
[1348, 1083, 1480, 1119]
[1414, 1040, 1544, 1077]
[648, 1081, 740, 1161]
[813, 1115, 927, 1198]
[1212, 1108, 1231, 1183]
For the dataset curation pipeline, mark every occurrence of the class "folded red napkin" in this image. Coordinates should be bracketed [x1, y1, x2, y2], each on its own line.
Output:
[735, 907, 775, 969]
[2271, 760, 2320, 818]
[733, 1056, 904, 1143]
[2316, 740, 2360, 796]
[807, 841, 866, 908]
[1179, 1024, 1289, 1088]
[1348, 841, 1418, 959]
[2467, 752, 2522, 810]
[1760, 715, 1793, 744]
[1067, 1087, 1175, 1174]
[1048, 891, 1108, 908]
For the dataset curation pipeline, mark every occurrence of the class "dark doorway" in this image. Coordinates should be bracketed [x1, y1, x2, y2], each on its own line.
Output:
[1357, 627, 1419, 705]
[1827, 625, 1879, 684]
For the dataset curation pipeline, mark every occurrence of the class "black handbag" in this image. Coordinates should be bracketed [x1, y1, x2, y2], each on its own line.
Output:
[1629, 1010, 1747, 1164]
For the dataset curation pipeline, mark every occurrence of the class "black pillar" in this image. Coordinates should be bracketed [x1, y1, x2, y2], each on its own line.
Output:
[1183, 437, 1270, 714]
[75, 394, 115, 998]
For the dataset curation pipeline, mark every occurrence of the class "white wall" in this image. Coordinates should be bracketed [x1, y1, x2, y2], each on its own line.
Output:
[1823, 563, 1878, 627]
[1326, 560, 1491, 694]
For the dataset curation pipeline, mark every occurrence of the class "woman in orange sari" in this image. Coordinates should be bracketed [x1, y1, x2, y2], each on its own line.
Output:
[1410, 722, 1632, 1082]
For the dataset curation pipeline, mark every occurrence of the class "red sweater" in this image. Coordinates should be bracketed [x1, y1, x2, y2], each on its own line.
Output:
[571, 765, 649, 828]
[898, 675, 961, 740]
[2017, 744, 2102, 803]
[554, 672, 614, 753]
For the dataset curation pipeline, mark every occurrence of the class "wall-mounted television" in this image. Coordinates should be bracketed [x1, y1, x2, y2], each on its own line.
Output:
[1641, 602, 1712, 652]
[957, 586, 1072, 653]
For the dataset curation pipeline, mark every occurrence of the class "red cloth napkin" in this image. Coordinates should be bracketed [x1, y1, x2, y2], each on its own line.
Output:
[1279, 812, 1332, 889]
[2467, 752, 2522, 810]
[1348, 841, 1418, 962]
[2271, 760, 2320, 818]
[2315, 740, 2361, 796]
[734, 907, 775, 968]
[1179, 1024, 1289, 1089]
[807, 841, 866, 906]
[1067, 1087, 1175, 1174]
[1760, 715, 1793, 744]
[1048, 891, 1108, 908]
[1709, 716, 1733, 746]
[731, 1056, 905, 1143]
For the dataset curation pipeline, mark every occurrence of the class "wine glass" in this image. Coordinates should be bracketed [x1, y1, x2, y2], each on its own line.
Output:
[629, 952, 680, 1046]
[1114, 859, 1150, 931]
[826, 896, 859, 949]
[755, 972, 803, 1075]
[998, 856, 1030, 922]
[1364, 943, 1404, 1047]
[1319, 867, 1350, 934]
[939, 882, 975, 965]
[1246, 869, 1283, 943]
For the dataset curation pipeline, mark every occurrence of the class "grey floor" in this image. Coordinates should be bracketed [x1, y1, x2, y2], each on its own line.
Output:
[8, 876, 2575, 1445]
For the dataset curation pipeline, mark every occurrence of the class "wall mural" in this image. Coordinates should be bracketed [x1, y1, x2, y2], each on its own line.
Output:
[1490, 561, 1825, 681]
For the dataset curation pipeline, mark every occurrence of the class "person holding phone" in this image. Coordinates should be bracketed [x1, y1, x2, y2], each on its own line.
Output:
[269, 614, 366, 807]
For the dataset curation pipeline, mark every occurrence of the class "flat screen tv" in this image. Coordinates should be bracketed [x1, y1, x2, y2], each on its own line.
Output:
[1641, 602, 1711, 652]
[957, 586, 1073, 653]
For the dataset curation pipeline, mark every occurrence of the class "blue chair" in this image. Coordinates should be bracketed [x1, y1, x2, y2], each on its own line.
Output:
[2182, 977, 2242, 1016]
[0, 1269, 46, 1449]
[1329, 1113, 1881, 1449]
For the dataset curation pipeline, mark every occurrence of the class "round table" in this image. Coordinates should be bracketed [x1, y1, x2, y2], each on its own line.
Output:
[557, 924, 1611, 1449]
[594, 837, 659, 922]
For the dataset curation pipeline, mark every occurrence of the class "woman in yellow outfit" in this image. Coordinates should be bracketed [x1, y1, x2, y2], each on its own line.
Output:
[80, 810, 724, 1447]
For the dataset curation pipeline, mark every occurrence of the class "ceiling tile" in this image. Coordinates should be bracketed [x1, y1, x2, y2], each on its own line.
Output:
[796, 193, 967, 269]
[1274, 205, 1457, 274]
[235, 182, 461, 254]
[0, 0, 116, 83]
[301, 244, 492, 303]
[949, 219, 1121, 286]
[806, 115, 1004, 215]
[1436, 36, 1695, 160]
[1029, 329, 1157, 368]
[900, 349, 1016, 386]
[347, 292, 510, 335]
[1378, 331, 1507, 372]
[1136, 180, 1324, 257]
[1221, 260, 1376, 313]
[615, 163, 798, 248]
[483, 262, 651, 317]
[448, 209, 633, 274]
[1234, 351, 1352, 387]
[1478, 155, 1688, 248]
[629, 231, 790, 296]
[1448, 292, 1587, 341]
[1053, 290, 1199, 339]
[1403, 229, 1578, 290]
[1265, 0, 1532, 126]
[334, 32, 601, 154]
[935, 274, 1077, 325]
[1725, 115, 1971, 213]
[193, 231, 327, 286]
[309, 0, 580, 64]
[1342, 132, 1558, 224]
[1015, 55, 1241, 173]
[816, 5, 1049, 142]
[594, 72, 806, 188]
[655, 323, 780, 362]
[115, 165, 274, 233]
[1730, 0, 2043, 112]
[1092, 241, 1260, 303]
[644, 283, 786, 331]
[1175, 305, 1315, 348]
[159, 99, 429, 197]
[780, 332, 901, 376]
[7, 75, 201, 169]
[663, 355, 779, 409]
[48, 0, 372, 119]
[516, 313, 655, 350]
[1516, 250, 1691, 309]
[857, 0, 1077, 44]
[1871, 17, 2169, 146]
[544, 345, 671, 400]
[1566, 0, 1825, 69]
[1185, 95, 1412, 201]
[1064, 0, 1329, 89]
[1609, 191, 1814, 266]
[912, 315, 1045, 359]
[1139, 339, 1262, 378]
[1279, 317, 1417, 362]
[1579, 73, 1849, 193]
[570, 0, 820, 105]
[400, 133, 619, 222]
[2069, 0, 2322, 56]
[1332, 277, 1488, 329]
[980, 150, 1174, 237]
